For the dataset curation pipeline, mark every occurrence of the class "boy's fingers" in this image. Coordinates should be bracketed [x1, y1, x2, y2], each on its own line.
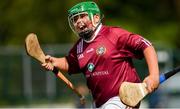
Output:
[45, 55, 52, 62]
[42, 63, 47, 67]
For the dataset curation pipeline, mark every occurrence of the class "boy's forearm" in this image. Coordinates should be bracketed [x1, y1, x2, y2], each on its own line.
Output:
[56, 57, 69, 72]
[143, 46, 159, 78]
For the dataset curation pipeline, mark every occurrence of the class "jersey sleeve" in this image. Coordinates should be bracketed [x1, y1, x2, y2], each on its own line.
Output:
[113, 27, 152, 59]
[124, 33, 152, 59]
[65, 44, 81, 75]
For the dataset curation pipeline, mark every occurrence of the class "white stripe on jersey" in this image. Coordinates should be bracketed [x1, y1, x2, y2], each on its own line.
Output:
[81, 39, 83, 53]
[77, 39, 84, 54]
[77, 42, 81, 54]
[142, 38, 151, 46]
[77, 43, 79, 54]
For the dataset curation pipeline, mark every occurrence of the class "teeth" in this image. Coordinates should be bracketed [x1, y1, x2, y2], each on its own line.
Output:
[79, 25, 86, 30]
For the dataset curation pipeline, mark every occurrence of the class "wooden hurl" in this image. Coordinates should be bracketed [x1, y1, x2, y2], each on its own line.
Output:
[25, 33, 85, 104]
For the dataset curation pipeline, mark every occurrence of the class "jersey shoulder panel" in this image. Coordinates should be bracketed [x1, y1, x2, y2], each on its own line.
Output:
[104, 26, 131, 48]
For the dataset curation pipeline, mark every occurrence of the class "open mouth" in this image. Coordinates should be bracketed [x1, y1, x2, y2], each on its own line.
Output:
[79, 25, 86, 30]
[78, 24, 88, 33]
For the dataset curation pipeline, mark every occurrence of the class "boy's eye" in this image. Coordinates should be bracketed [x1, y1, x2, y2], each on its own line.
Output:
[80, 14, 87, 18]
[73, 15, 79, 23]
[71, 13, 88, 24]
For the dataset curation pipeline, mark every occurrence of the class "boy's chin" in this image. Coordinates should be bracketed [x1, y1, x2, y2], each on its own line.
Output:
[78, 29, 94, 41]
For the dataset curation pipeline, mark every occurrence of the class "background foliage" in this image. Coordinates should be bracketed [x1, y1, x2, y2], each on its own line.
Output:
[0, 0, 180, 48]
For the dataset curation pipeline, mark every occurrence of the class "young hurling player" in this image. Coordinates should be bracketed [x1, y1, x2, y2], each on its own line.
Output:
[42, 1, 159, 109]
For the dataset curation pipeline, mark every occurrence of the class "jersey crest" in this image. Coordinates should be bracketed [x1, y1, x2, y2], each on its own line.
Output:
[96, 45, 106, 56]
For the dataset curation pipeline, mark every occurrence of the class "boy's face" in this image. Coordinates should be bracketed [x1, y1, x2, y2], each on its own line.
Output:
[71, 12, 94, 34]
[70, 12, 100, 41]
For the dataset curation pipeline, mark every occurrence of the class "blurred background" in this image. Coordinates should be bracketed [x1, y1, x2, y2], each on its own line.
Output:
[0, 0, 180, 108]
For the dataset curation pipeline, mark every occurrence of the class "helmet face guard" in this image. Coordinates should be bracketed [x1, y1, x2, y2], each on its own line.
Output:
[68, 1, 102, 36]
[68, 12, 89, 34]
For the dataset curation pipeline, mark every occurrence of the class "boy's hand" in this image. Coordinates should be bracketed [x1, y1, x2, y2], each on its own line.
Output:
[41, 55, 54, 71]
[143, 75, 159, 93]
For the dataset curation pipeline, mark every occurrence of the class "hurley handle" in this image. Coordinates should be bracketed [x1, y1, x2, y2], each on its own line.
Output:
[160, 66, 180, 83]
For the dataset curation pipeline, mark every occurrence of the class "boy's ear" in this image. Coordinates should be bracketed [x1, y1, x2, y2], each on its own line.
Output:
[94, 14, 100, 24]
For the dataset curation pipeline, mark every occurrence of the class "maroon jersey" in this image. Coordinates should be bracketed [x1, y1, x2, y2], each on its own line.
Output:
[66, 25, 151, 107]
